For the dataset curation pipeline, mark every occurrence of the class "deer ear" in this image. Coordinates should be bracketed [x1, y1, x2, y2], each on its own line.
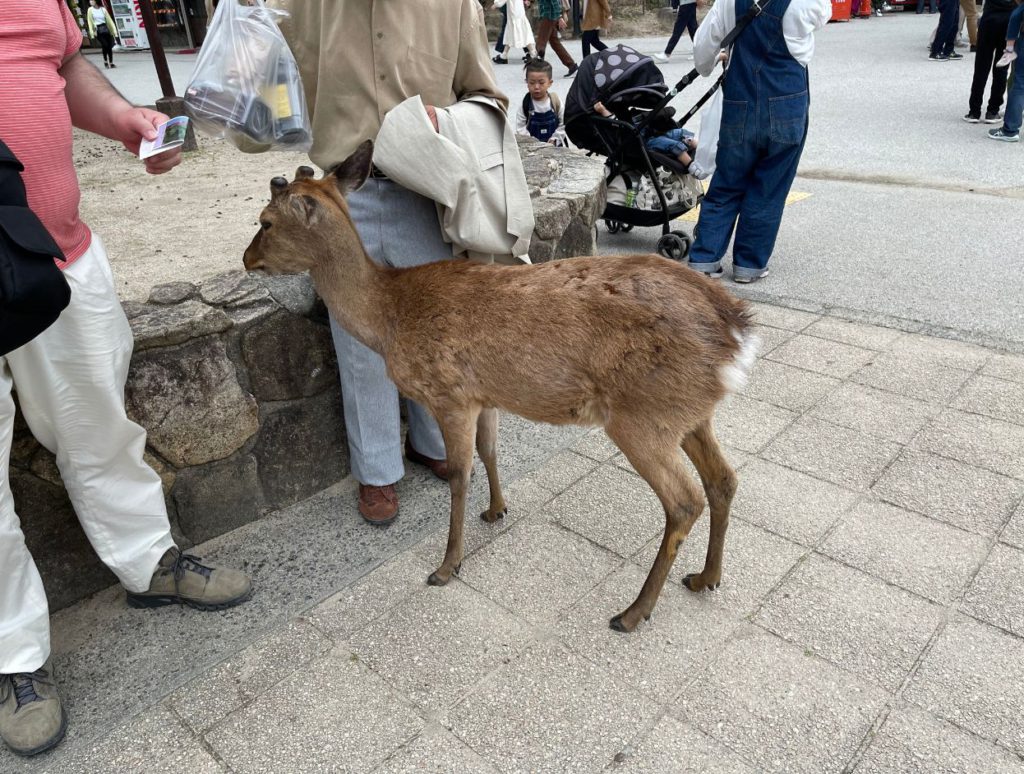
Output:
[329, 140, 374, 196]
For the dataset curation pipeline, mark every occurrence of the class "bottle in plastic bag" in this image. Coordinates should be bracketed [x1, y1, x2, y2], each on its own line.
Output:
[265, 55, 309, 145]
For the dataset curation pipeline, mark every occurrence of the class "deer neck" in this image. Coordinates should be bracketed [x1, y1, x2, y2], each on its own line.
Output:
[309, 223, 393, 354]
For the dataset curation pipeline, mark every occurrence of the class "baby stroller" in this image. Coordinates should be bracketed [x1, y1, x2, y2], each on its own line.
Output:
[565, 45, 723, 262]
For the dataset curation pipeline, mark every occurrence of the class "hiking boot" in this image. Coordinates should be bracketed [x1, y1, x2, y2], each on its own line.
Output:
[359, 484, 399, 525]
[983, 111, 1003, 124]
[733, 269, 770, 284]
[988, 127, 1020, 142]
[962, 113, 980, 123]
[0, 660, 67, 757]
[126, 548, 253, 611]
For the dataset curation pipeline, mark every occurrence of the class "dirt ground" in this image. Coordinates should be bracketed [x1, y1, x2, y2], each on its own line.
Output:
[75, 130, 308, 300]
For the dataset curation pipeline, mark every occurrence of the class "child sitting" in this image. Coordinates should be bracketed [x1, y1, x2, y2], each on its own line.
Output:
[593, 101, 698, 168]
[515, 59, 568, 146]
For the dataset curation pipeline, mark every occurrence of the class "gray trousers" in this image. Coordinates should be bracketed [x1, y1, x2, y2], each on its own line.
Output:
[330, 179, 448, 486]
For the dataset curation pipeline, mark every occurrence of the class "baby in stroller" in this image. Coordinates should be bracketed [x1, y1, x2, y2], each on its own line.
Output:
[592, 100, 698, 170]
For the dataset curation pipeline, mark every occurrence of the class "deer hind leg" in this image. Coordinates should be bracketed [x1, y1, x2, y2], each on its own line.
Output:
[427, 405, 480, 587]
[476, 408, 507, 523]
[681, 420, 737, 593]
[606, 420, 706, 633]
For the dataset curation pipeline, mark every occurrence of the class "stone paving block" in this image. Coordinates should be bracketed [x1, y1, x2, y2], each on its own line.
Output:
[614, 444, 749, 479]
[906, 617, 1024, 756]
[205, 646, 424, 774]
[570, 429, 619, 462]
[345, 579, 537, 713]
[855, 707, 1024, 774]
[459, 521, 622, 626]
[820, 500, 990, 604]
[46, 706, 221, 774]
[523, 450, 600, 495]
[309, 552, 436, 641]
[809, 382, 941, 444]
[851, 351, 974, 404]
[749, 303, 820, 332]
[547, 465, 665, 559]
[675, 627, 888, 774]
[953, 374, 1024, 426]
[755, 555, 942, 691]
[872, 448, 1024, 537]
[634, 518, 806, 617]
[983, 353, 1024, 384]
[762, 416, 902, 492]
[802, 317, 905, 351]
[715, 395, 799, 454]
[617, 716, 759, 773]
[888, 334, 990, 372]
[961, 543, 1024, 638]
[1004, 501, 1024, 551]
[556, 564, 743, 703]
[740, 359, 841, 413]
[732, 459, 860, 546]
[767, 335, 877, 379]
[374, 725, 499, 773]
[448, 641, 656, 774]
[915, 409, 1024, 480]
[752, 324, 797, 356]
[167, 619, 332, 734]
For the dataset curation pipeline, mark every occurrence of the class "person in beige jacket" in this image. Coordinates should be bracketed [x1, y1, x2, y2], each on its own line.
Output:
[259, 0, 511, 525]
[582, 0, 613, 58]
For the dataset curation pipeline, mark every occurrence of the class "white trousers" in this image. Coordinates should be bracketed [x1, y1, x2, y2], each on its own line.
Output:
[0, 236, 174, 674]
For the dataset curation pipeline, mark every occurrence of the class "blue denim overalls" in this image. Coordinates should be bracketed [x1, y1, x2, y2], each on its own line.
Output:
[689, 0, 810, 279]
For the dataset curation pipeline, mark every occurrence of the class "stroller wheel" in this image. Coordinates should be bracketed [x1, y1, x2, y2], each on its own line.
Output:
[657, 231, 692, 262]
[620, 223, 634, 233]
[605, 220, 621, 234]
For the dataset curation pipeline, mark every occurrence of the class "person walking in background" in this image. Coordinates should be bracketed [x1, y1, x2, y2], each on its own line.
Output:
[581, 0, 612, 58]
[495, 0, 538, 63]
[930, 0, 965, 59]
[960, 0, 981, 50]
[87, 0, 117, 69]
[965, 0, 1016, 122]
[656, 0, 703, 62]
[536, 0, 579, 77]
[494, 0, 510, 62]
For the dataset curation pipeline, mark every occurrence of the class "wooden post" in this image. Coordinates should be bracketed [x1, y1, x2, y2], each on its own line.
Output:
[137, 0, 176, 98]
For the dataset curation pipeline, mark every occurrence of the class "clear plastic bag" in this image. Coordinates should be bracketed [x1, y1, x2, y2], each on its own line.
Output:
[184, 0, 311, 152]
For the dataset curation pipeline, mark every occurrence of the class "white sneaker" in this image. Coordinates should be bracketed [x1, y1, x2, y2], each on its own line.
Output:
[654, 52, 669, 63]
[995, 50, 1017, 68]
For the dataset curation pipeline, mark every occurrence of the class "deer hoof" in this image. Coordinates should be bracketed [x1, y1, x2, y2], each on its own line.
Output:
[683, 573, 721, 593]
[609, 613, 639, 633]
[480, 507, 507, 523]
[427, 570, 451, 587]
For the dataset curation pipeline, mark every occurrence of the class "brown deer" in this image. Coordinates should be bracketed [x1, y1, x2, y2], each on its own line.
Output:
[242, 141, 758, 633]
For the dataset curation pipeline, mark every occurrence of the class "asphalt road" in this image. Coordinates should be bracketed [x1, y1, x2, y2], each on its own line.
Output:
[95, 13, 1024, 349]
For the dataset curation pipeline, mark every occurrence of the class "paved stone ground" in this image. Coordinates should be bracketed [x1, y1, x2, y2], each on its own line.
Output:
[4, 303, 1024, 773]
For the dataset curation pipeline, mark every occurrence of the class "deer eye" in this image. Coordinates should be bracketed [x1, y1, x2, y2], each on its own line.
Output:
[260, 221, 272, 231]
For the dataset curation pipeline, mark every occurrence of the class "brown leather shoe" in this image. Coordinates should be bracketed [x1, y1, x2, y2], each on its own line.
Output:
[358, 484, 399, 525]
[404, 438, 449, 481]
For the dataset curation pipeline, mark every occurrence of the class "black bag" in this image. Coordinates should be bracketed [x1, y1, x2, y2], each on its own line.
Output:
[0, 138, 71, 356]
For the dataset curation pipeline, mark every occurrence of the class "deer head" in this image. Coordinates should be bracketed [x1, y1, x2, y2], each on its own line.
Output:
[242, 140, 374, 275]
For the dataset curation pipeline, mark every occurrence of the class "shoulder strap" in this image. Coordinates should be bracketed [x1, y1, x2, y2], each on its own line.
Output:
[522, 92, 532, 118]
[550, 92, 562, 116]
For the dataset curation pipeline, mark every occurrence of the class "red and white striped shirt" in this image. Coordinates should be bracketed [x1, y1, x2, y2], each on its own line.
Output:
[0, 0, 92, 267]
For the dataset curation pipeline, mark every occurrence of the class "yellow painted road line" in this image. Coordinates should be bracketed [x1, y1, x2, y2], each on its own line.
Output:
[675, 190, 813, 222]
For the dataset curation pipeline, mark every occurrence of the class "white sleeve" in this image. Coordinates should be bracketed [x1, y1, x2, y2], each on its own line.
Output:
[554, 98, 568, 145]
[515, 101, 530, 136]
[693, 0, 736, 77]
[782, 0, 832, 65]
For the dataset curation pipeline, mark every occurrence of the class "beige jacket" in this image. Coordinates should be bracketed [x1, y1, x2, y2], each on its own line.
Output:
[375, 96, 534, 264]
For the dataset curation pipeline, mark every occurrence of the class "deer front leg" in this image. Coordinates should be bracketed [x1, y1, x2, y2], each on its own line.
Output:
[476, 408, 507, 523]
[427, 406, 480, 587]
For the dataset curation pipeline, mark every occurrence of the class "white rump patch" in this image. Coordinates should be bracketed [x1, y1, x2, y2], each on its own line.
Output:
[719, 329, 761, 394]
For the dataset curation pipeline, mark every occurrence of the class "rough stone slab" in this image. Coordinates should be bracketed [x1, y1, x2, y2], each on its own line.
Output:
[906, 617, 1024, 756]
[952, 374, 1024, 426]
[375, 725, 500, 774]
[1004, 502, 1024, 551]
[128, 300, 232, 352]
[675, 627, 888, 774]
[531, 197, 573, 241]
[983, 353, 1024, 383]
[166, 619, 332, 734]
[205, 646, 424, 774]
[547, 465, 665, 559]
[802, 317, 905, 351]
[850, 350, 974, 404]
[762, 416, 902, 492]
[617, 716, 759, 774]
[715, 395, 799, 454]
[752, 324, 797, 355]
[147, 280, 197, 306]
[344, 579, 537, 713]
[872, 448, 1024, 537]
[255, 273, 320, 317]
[755, 554, 942, 691]
[459, 521, 622, 626]
[856, 707, 1024, 774]
[171, 452, 263, 544]
[556, 564, 742, 703]
[731, 459, 860, 546]
[448, 641, 656, 774]
[888, 333, 991, 372]
[634, 518, 806, 617]
[809, 381, 942, 444]
[961, 544, 1024, 638]
[748, 302, 820, 332]
[819, 500, 990, 604]
[914, 409, 1024, 480]
[198, 270, 272, 308]
[241, 310, 338, 402]
[570, 428, 619, 462]
[767, 334, 876, 379]
[740, 359, 841, 413]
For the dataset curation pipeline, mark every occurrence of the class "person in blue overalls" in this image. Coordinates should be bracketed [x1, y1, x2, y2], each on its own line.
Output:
[687, 0, 831, 283]
[515, 59, 569, 146]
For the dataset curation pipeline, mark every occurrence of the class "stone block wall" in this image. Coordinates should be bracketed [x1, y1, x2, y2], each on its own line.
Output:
[11, 143, 606, 612]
